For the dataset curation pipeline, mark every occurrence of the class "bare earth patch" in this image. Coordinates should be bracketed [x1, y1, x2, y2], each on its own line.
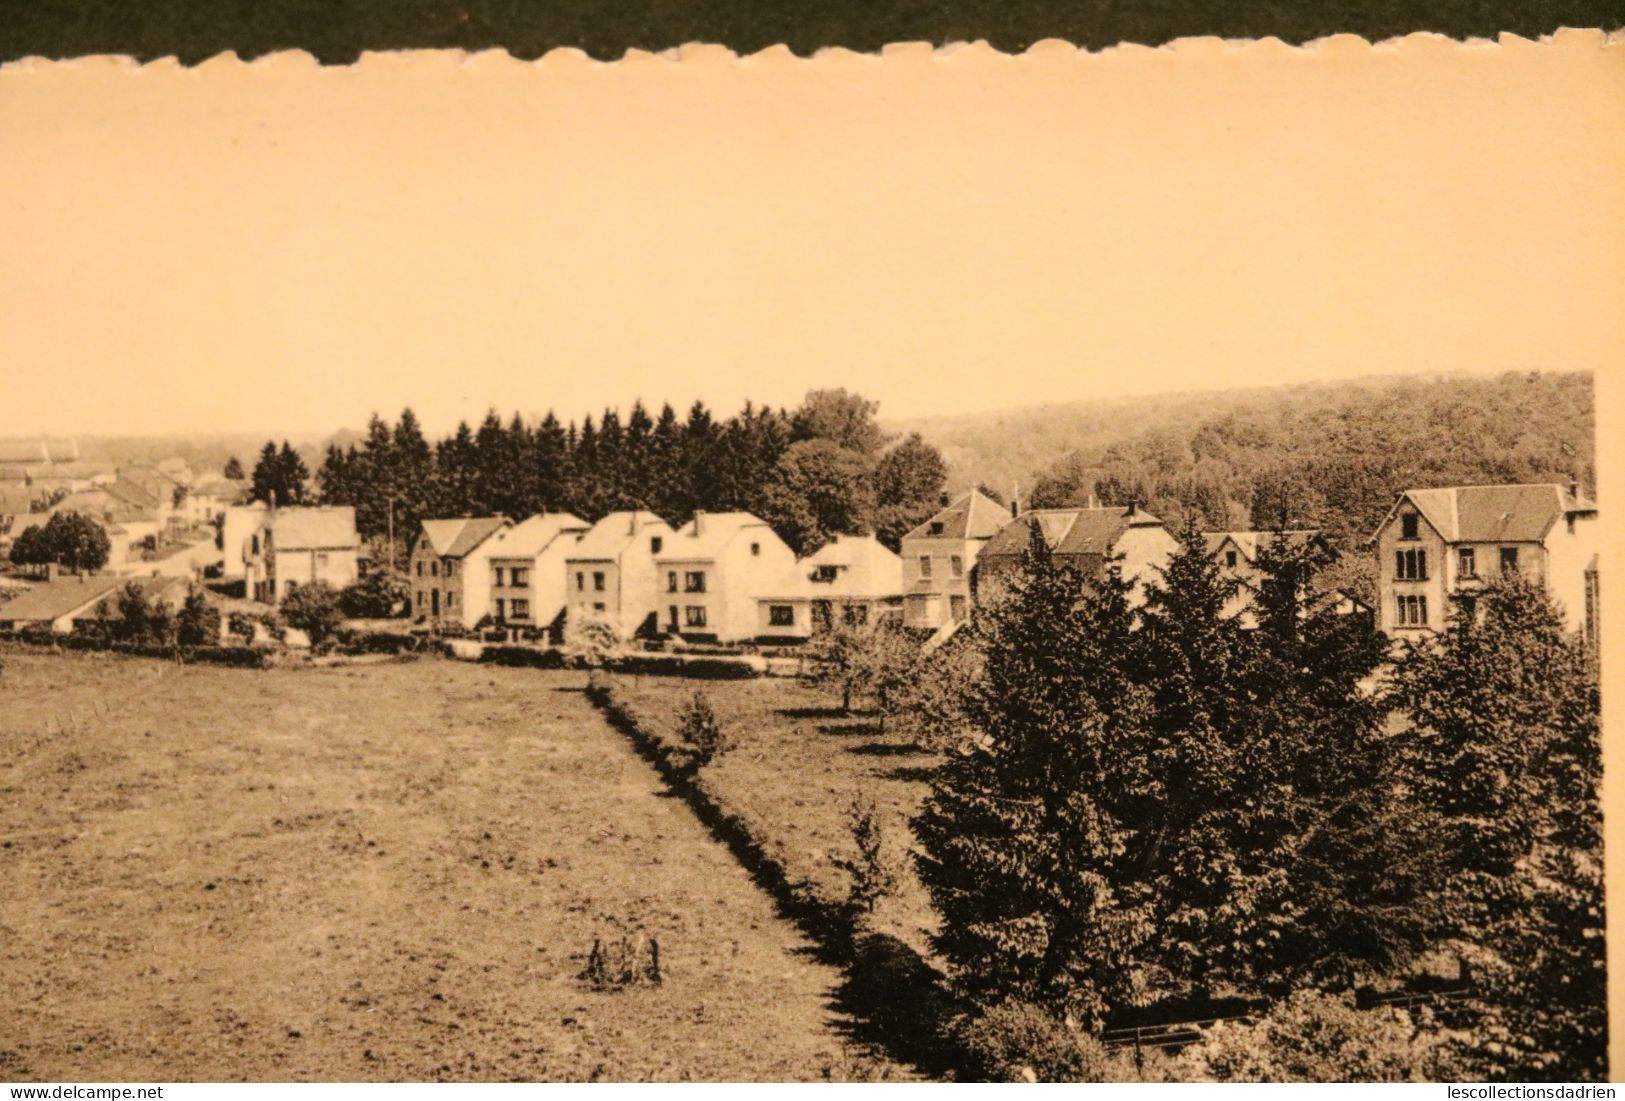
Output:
[0, 648, 903, 1082]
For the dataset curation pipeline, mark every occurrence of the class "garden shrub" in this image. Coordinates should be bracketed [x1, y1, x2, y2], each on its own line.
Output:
[953, 1000, 1117, 1083]
[674, 689, 730, 769]
[1171, 991, 1467, 1083]
[614, 653, 762, 679]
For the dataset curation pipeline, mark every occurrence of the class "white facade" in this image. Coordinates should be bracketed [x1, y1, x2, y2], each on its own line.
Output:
[654, 511, 797, 643]
[564, 511, 677, 639]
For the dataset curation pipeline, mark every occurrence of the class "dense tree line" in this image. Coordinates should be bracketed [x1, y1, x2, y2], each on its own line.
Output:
[252, 389, 948, 563]
[912, 527, 1604, 1080]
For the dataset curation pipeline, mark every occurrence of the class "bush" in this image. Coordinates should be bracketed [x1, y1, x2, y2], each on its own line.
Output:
[614, 653, 762, 679]
[337, 567, 408, 618]
[479, 644, 566, 669]
[1172, 991, 1467, 1083]
[280, 582, 343, 649]
[176, 586, 220, 648]
[674, 690, 730, 768]
[954, 1000, 1118, 1083]
[332, 628, 421, 656]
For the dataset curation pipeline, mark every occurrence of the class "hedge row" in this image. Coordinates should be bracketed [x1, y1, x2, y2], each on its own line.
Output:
[479, 644, 567, 669]
[0, 632, 273, 668]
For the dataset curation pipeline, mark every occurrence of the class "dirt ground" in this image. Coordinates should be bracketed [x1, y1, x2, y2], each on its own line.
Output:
[0, 648, 904, 1082]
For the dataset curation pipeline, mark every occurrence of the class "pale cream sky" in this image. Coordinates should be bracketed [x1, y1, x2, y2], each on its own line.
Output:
[0, 35, 1621, 437]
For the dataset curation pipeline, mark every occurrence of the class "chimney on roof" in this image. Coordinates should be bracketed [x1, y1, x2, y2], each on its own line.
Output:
[939, 492, 950, 508]
[628, 513, 637, 535]
[1569, 477, 1580, 500]
[1127, 500, 1138, 518]
[693, 509, 705, 536]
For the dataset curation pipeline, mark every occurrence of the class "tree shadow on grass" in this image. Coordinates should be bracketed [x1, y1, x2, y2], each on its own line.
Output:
[817, 721, 883, 737]
[778, 706, 853, 720]
[846, 741, 928, 757]
[879, 765, 940, 784]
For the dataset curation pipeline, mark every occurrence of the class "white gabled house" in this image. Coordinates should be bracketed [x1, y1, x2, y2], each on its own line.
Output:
[485, 511, 591, 638]
[756, 534, 905, 642]
[245, 506, 362, 605]
[654, 510, 796, 643]
[563, 510, 677, 640]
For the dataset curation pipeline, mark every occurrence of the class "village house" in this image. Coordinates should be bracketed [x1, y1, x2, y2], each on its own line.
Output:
[484, 511, 591, 638]
[1206, 529, 1323, 625]
[408, 516, 512, 629]
[900, 489, 1008, 631]
[1370, 482, 1599, 645]
[976, 502, 1179, 607]
[563, 510, 677, 640]
[244, 506, 362, 605]
[755, 533, 905, 642]
[220, 502, 269, 583]
[179, 475, 247, 527]
[654, 510, 797, 643]
[0, 570, 186, 634]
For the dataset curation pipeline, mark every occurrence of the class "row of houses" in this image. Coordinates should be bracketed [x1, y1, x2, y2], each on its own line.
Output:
[386, 478, 1599, 646]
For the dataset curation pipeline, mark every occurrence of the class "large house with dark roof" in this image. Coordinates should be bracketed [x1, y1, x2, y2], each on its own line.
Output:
[1370, 482, 1598, 643]
[900, 489, 1008, 630]
[409, 516, 512, 628]
[977, 503, 1179, 609]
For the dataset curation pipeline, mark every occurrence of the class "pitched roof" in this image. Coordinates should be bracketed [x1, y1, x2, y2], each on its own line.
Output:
[486, 512, 591, 559]
[1204, 529, 1323, 564]
[1380, 483, 1595, 544]
[51, 490, 155, 526]
[982, 505, 1164, 560]
[0, 575, 126, 622]
[761, 535, 905, 600]
[270, 506, 361, 551]
[190, 475, 247, 500]
[567, 510, 672, 560]
[103, 479, 160, 511]
[904, 489, 1008, 542]
[416, 516, 511, 558]
[661, 511, 776, 560]
[0, 440, 51, 464]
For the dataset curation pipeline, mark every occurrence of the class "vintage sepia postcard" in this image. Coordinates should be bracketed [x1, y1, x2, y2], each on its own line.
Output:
[0, 29, 1620, 1088]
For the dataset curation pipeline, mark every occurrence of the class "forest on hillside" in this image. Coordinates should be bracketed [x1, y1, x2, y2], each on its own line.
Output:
[893, 372, 1595, 545]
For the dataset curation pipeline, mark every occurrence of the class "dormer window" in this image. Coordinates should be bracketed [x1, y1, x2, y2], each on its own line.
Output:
[813, 565, 838, 583]
[1400, 513, 1419, 541]
[750, 542, 760, 556]
[1225, 550, 1238, 568]
[928, 522, 944, 536]
[651, 536, 663, 554]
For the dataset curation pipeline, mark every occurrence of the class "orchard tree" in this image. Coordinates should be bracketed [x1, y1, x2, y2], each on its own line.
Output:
[175, 586, 220, 647]
[8, 513, 111, 573]
[223, 455, 245, 480]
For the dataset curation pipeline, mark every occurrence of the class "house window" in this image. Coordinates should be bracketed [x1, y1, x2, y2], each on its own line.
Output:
[512, 567, 528, 587]
[651, 536, 663, 554]
[447, 591, 456, 607]
[929, 521, 944, 536]
[1225, 550, 1238, 568]
[575, 571, 585, 591]
[1458, 547, 1476, 579]
[684, 571, 706, 593]
[511, 599, 529, 619]
[751, 542, 760, 556]
[919, 555, 933, 578]
[593, 602, 606, 613]
[950, 555, 964, 578]
[1395, 548, 1427, 581]
[431, 561, 439, 577]
[813, 565, 838, 583]
[685, 605, 707, 628]
[416, 591, 423, 608]
[667, 571, 678, 593]
[1400, 513, 1419, 540]
[1396, 594, 1428, 627]
[950, 595, 967, 620]
[495, 598, 506, 620]
[593, 571, 606, 591]
[447, 560, 457, 578]
[493, 566, 505, 587]
[843, 603, 869, 627]
[1500, 547, 1519, 573]
[768, 604, 795, 627]
[251, 534, 260, 555]
[416, 561, 423, 577]
[812, 600, 832, 629]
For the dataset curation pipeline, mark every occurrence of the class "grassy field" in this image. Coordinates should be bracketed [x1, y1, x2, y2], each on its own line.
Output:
[600, 674, 945, 958]
[0, 648, 908, 1082]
